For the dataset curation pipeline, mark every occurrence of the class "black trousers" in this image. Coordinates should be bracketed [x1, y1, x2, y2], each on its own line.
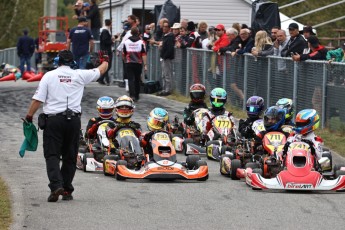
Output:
[126, 63, 142, 100]
[43, 115, 81, 192]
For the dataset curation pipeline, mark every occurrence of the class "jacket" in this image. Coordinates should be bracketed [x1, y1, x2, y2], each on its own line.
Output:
[160, 32, 175, 60]
[281, 34, 307, 57]
[300, 45, 328, 61]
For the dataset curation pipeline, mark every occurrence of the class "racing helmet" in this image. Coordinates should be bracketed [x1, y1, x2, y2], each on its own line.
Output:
[294, 109, 319, 135]
[97, 96, 115, 119]
[115, 95, 135, 118]
[263, 106, 285, 131]
[210, 88, 227, 110]
[276, 98, 294, 122]
[147, 108, 169, 131]
[190, 83, 206, 103]
[246, 96, 264, 119]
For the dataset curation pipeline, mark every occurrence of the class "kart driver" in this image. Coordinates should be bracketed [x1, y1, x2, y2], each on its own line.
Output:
[85, 96, 116, 139]
[183, 83, 208, 126]
[238, 96, 265, 139]
[106, 95, 141, 146]
[276, 98, 295, 126]
[141, 107, 169, 160]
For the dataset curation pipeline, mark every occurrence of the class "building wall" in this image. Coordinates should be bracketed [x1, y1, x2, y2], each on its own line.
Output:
[100, 0, 252, 34]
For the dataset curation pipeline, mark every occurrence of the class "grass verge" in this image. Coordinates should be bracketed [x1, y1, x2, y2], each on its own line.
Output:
[168, 92, 345, 157]
[0, 177, 11, 230]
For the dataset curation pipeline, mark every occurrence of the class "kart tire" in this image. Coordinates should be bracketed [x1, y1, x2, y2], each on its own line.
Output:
[230, 159, 241, 180]
[186, 155, 201, 170]
[83, 153, 93, 172]
[115, 160, 127, 181]
[335, 170, 345, 178]
[244, 162, 259, 170]
[205, 140, 221, 160]
[252, 168, 263, 176]
[103, 155, 117, 176]
[182, 138, 194, 155]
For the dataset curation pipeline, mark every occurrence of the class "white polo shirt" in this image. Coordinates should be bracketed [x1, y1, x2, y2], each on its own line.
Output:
[33, 66, 100, 114]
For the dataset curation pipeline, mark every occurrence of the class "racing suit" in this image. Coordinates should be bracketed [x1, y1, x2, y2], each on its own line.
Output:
[238, 116, 261, 139]
[204, 108, 236, 138]
[85, 116, 116, 139]
[183, 101, 208, 126]
[106, 117, 142, 148]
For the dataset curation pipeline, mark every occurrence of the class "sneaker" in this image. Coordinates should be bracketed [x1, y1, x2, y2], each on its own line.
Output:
[62, 191, 73, 201]
[47, 188, 64, 202]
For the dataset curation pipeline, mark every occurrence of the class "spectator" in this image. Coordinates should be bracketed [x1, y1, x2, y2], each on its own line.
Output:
[180, 18, 189, 30]
[281, 23, 307, 57]
[143, 24, 152, 52]
[152, 17, 168, 44]
[273, 29, 289, 71]
[212, 24, 230, 53]
[24, 50, 108, 202]
[123, 27, 147, 102]
[194, 21, 209, 49]
[67, 17, 94, 69]
[86, 0, 101, 41]
[251, 30, 274, 57]
[17, 29, 35, 74]
[201, 26, 216, 50]
[72, 0, 84, 19]
[232, 23, 241, 33]
[176, 27, 189, 48]
[300, 25, 316, 40]
[270, 26, 280, 42]
[171, 23, 181, 39]
[292, 35, 328, 61]
[157, 20, 175, 96]
[98, 19, 115, 85]
[326, 41, 345, 63]
[219, 28, 239, 53]
[232, 28, 254, 56]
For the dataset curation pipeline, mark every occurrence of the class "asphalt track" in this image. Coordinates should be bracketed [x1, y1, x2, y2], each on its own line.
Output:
[0, 81, 345, 230]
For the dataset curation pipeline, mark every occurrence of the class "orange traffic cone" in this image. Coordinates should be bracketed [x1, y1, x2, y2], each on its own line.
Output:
[27, 72, 44, 82]
[0, 73, 16, 82]
[22, 71, 35, 80]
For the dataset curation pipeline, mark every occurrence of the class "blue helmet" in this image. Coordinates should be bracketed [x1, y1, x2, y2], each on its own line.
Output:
[210, 88, 227, 110]
[263, 106, 285, 131]
[246, 96, 264, 118]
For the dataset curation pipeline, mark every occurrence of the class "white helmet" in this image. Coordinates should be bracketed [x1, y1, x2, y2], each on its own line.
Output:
[97, 96, 115, 119]
[115, 95, 135, 118]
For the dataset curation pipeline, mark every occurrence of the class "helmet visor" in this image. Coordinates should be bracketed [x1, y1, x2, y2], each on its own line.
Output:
[98, 108, 114, 114]
[148, 117, 165, 129]
[296, 120, 309, 127]
[191, 91, 205, 100]
[212, 97, 226, 107]
[247, 106, 260, 113]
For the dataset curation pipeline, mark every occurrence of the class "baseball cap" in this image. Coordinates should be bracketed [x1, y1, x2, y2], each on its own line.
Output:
[288, 23, 299, 30]
[78, 17, 87, 23]
[83, 2, 90, 7]
[215, 24, 225, 31]
[301, 26, 316, 35]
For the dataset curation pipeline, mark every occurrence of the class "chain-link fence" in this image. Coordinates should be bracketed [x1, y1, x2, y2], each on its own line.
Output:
[2, 43, 345, 131]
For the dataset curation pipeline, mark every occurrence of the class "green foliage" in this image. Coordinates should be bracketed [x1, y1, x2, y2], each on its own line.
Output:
[0, 178, 11, 230]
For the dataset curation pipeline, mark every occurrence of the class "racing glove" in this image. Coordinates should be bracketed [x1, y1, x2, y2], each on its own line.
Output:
[88, 124, 98, 136]
[106, 128, 116, 139]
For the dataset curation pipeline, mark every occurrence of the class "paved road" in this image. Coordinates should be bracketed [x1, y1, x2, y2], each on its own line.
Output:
[0, 81, 345, 230]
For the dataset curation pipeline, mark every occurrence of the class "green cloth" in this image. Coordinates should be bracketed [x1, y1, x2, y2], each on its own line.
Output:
[19, 121, 38, 158]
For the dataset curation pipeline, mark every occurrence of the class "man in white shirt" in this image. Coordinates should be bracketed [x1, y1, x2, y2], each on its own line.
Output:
[24, 50, 108, 202]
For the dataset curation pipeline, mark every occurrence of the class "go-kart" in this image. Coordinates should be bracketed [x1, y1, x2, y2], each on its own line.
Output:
[219, 119, 264, 179]
[77, 120, 115, 172]
[205, 114, 237, 161]
[172, 108, 208, 156]
[115, 131, 209, 181]
[103, 127, 145, 176]
[246, 141, 345, 191]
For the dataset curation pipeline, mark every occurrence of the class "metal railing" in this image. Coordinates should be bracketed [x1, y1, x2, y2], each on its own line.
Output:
[2, 43, 345, 131]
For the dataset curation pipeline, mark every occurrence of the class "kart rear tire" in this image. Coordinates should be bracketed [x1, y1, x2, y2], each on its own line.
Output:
[182, 138, 194, 155]
[83, 153, 93, 172]
[206, 140, 221, 160]
[335, 170, 345, 178]
[186, 155, 201, 170]
[252, 168, 263, 176]
[103, 155, 117, 176]
[230, 159, 241, 180]
[115, 160, 128, 181]
[245, 162, 259, 170]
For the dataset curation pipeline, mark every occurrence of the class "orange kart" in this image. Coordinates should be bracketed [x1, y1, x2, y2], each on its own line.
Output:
[115, 131, 209, 181]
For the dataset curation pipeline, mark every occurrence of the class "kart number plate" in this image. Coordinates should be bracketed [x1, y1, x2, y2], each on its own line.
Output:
[214, 116, 231, 128]
[119, 129, 135, 138]
[289, 142, 310, 150]
[155, 133, 169, 140]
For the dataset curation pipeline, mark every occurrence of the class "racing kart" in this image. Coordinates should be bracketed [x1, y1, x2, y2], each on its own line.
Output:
[103, 127, 145, 176]
[77, 120, 115, 172]
[246, 141, 345, 191]
[115, 131, 209, 181]
[219, 119, 264, 179]
[205, 114, 237, 161]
